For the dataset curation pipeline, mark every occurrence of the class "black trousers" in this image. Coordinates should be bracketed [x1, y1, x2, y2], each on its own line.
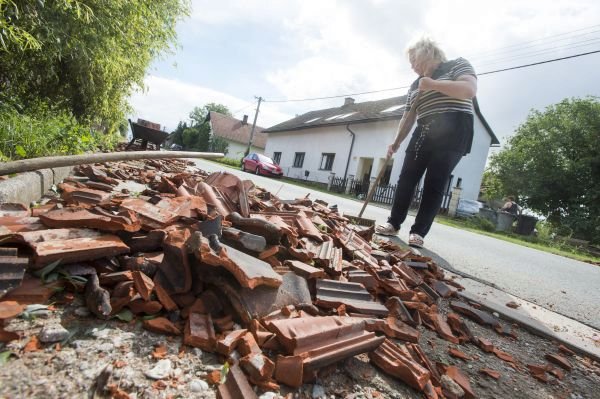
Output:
[387, 150, 463, 237]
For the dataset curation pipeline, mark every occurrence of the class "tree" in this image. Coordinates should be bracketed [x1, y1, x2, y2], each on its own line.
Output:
[0, 0, 190, 132]
[486, 97, 600, 243]
[174, 103, 231, 152]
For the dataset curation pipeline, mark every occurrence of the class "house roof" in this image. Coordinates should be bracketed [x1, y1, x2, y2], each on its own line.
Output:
[207, 111, 268, 149]
[264, 96, 499, 146]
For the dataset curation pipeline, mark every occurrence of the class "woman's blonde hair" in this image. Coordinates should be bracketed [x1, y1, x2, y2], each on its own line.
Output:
[406, 37, 447, 64]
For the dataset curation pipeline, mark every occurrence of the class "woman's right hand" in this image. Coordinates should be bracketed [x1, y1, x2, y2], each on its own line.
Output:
[387, 144, 396, 158]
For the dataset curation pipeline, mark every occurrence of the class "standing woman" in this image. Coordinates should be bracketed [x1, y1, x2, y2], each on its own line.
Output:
[375, 38, 478, 248]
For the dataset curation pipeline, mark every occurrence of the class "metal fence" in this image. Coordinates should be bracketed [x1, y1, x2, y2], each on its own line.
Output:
[328, 178, 452, 212]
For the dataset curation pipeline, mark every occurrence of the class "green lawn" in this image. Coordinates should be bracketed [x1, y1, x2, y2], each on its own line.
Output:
[207, 158, 599, 265]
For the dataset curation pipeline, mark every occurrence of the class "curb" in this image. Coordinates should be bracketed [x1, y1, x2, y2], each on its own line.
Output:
[0, 166, 73, 205]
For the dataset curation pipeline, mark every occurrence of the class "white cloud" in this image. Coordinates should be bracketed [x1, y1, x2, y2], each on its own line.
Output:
[129, 76, 291, 131]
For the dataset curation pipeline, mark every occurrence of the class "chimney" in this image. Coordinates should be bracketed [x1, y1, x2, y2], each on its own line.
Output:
[242, 115, 248, 125]
[344, 97, 355, 106]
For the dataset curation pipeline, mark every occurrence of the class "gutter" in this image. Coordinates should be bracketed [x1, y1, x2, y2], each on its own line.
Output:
[344, 124, 356, 180]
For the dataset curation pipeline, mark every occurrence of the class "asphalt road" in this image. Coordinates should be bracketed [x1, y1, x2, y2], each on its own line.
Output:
[193, 159, 600, 330]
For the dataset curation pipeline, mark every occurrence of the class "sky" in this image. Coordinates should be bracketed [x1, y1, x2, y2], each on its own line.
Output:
[129, 0, 600, 154]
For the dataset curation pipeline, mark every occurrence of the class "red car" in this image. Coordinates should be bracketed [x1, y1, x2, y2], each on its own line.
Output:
[241, 153, 283, 177]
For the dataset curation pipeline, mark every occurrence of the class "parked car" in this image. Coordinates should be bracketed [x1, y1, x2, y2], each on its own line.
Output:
[241, 153, 283, 177]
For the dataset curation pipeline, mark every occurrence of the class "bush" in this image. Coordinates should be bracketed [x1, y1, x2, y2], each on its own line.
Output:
[214, 157, 242, 168]
[465, 216, 496, 232]
[0, 104, 120, 160]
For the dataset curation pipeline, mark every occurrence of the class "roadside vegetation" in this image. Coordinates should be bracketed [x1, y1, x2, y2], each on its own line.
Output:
[168, 103, 231, 154]
[0, 0, 190, 160]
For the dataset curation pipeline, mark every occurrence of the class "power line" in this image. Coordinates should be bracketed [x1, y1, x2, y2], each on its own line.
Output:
[478, 49, 600, 75]
[263, 49, 600, 104]
[265, 85, 411, 103]
[469, 29, 600, 62]
[466, 23, 600, 58]
[474, 37, 600, 68]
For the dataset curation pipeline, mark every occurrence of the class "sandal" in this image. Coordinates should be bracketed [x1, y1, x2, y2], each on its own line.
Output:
[375, 222, 399, 236]
[408, 233, 424, 248]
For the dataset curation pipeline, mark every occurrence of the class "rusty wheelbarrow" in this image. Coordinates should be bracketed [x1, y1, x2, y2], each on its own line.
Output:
[126, 119, 171, 151]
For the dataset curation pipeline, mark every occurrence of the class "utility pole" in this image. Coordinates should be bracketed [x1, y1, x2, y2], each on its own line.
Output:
[245, 96, 262, 157]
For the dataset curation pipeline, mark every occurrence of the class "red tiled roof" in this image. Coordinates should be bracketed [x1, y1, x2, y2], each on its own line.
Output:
[207, 112, 268, 149]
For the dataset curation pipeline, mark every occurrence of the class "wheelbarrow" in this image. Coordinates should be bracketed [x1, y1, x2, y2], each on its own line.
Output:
[126, 119, 171, 150]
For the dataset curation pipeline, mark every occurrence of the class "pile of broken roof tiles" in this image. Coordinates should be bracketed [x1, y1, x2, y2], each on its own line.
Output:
[0, 159, 579, 398]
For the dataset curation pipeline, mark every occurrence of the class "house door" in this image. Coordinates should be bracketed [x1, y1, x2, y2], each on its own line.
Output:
[356, 157, 374, 182]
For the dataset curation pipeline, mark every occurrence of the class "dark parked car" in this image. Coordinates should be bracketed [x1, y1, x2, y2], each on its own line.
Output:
[241, 153, 283, 177]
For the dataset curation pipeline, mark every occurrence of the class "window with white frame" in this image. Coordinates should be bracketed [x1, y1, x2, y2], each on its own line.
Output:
[293, 152, 305, 168]
[319, 153, 335, 171]
[273, 152, 282, 164]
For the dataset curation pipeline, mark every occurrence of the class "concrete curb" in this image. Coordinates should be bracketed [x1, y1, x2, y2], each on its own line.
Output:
[0, 166, 72, 205]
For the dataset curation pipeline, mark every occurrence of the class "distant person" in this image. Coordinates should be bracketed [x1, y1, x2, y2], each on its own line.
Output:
[375, 37, 478, 248]
[500, 196, 520, 216]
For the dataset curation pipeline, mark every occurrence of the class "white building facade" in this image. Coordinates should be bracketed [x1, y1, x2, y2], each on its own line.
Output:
[263, 97, 498, 202]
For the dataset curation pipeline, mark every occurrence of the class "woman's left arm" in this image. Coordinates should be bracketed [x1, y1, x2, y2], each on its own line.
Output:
[419, 75, 477, 100]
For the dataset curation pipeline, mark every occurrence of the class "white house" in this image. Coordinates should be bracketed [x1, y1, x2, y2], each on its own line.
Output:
[263, 96, 499, 202]
[206, 112, 268, 160]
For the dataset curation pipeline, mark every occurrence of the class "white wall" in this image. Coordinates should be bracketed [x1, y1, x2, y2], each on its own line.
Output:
[225, 140, 264, 160]
[264, 117, 493, 200]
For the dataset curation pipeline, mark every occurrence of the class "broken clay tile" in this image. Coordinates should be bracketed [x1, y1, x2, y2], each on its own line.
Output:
[227, 212, 283, 245]
[0, 301, 25, 321]
[427, 311, 459, 344]
[217, 329, 248, 356]
[545, 364, 565, 380]
[445, 366, 476, 399]
[479, 368, 501, 380]
[431, 280, 456, 298]
[492, 347, 516, 363]
[364, 317, 420, 343]
[191, 232, 282, 289]
[222, 227, 267, 252]
[0, 255, 28, 299]
[448, 347, 470, 361]
[155, 227, 193, 294]
[368, 339, 431, 391]
[446, 313, 474, 344]
[143, 317, 181, 335]
[258, 245, 280, 260]
[275, 330, 384, 388]
[0, 327, 21, 343]
[111, 281, 135, 299]
[527, 364, 550, 383]
[238, 331, 262, 356]
[184, 313, 216, 351]
[475, 337, 495, 353]
[153, 281, 178, 312]
[132, 271, 154, 301]
[120, 198, 179, 230]
[99, 271, 134, 286]
[545, 353, 572, 371]
[450, 301, 500, 329]
[3, 277, 61, 305]
[240, 352, 276, 382]
[216, 363, 258, 399]
[385, 297, 416, 326]
[0, 203, 30, 217]
[33, 235, 129, 267]
[315, 279, 388, 316]
[39, 207, 141, 233]
[85, 273, 112, 318]
[213, 315, 235, 333]
[558, 344, 576, 356]
[127, 299, 162, 315]
[283, 260, 327, 280]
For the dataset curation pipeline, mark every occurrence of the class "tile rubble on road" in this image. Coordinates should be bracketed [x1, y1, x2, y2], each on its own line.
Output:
[0, 156, 597, 398]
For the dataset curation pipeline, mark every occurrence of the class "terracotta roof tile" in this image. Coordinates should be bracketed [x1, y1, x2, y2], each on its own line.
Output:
[208, 112, 268, 149]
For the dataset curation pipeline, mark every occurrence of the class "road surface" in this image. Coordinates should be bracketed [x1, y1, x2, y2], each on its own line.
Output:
[193, 159, 600, 330]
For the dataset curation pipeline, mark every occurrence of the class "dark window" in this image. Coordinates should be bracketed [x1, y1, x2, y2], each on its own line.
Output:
[293, 152, 305, 168]
[273, 152, 282, 164]
[456, 177, 462, 188]
[319, 153, 335, 171]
